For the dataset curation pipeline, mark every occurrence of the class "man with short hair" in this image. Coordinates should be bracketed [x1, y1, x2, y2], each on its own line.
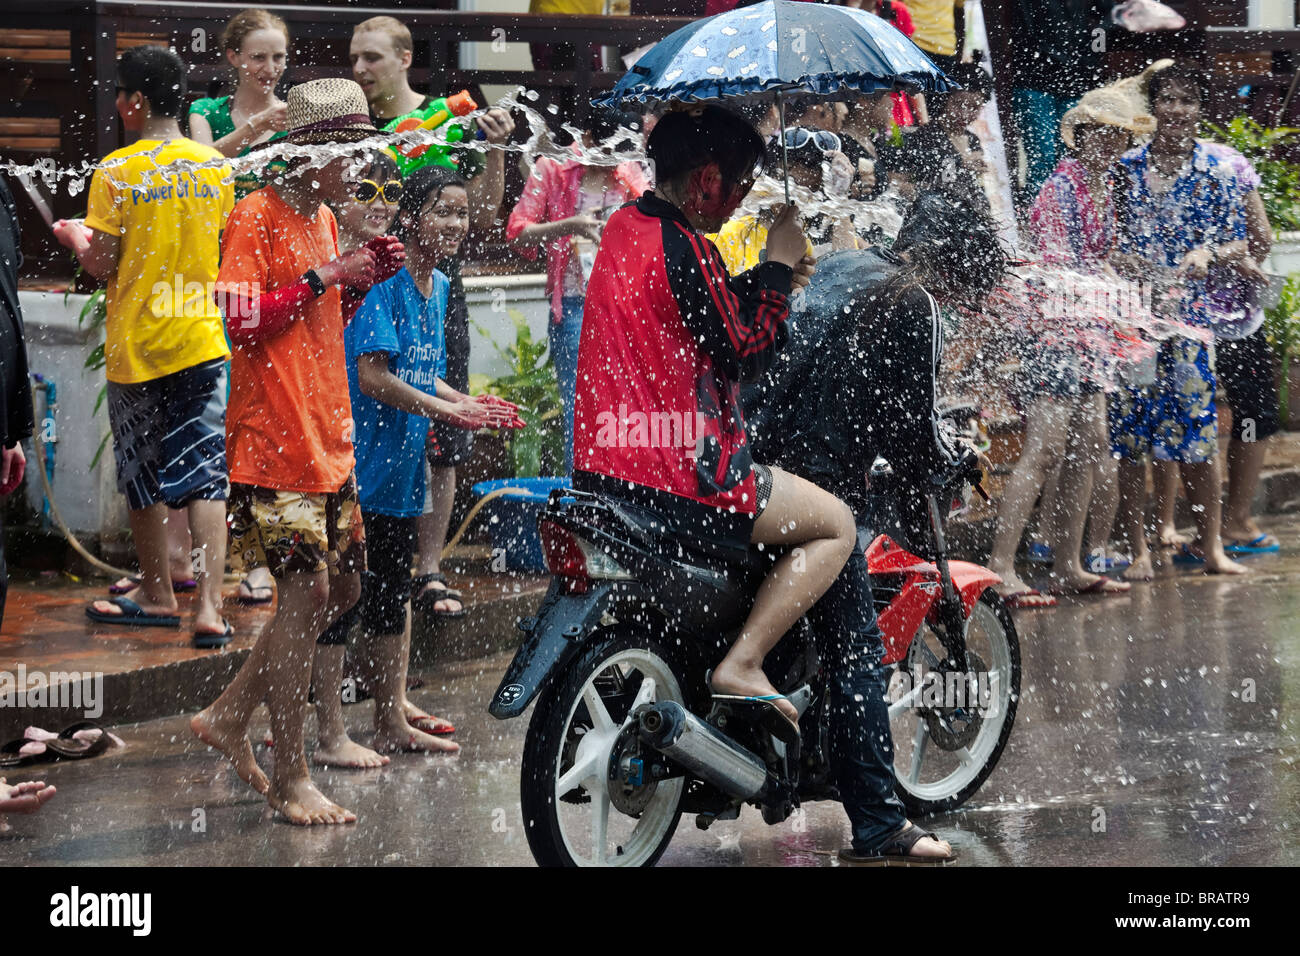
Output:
[54, 45, 234, 646]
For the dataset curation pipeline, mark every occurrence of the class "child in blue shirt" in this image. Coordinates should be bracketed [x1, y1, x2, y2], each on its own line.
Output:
[344, 166, 522, 754]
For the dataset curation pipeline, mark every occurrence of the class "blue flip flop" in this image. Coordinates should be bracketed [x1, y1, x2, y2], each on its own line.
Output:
[1224, 534, 1280, 555]
[85, 596, 180, 628]
[1171, 544, 1206, 566]
[1024, 541, 1054, 566]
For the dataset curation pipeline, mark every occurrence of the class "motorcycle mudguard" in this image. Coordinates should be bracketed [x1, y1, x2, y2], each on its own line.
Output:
[488, 580, 628, 719]
[948, 560, 1002, 615]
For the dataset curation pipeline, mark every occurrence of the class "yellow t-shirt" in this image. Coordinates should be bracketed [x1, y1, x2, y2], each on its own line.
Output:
[909, 0, 963, 58]
[85, 138, 234, 384]
[529, 0, 605, 14]
[709, 216, 769, 276]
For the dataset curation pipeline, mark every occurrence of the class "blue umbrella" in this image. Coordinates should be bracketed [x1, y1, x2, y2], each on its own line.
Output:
[594, 0, 958, 198]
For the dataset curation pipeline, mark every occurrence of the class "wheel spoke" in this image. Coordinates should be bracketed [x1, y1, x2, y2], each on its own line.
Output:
[622, 677, 657, 729]
[590, 789, 611, 865]
[557, 747, 603, 796]
[583, 682, 616, 733]
[888, 678, 926, 720]
[952, 745, 974, 768]
[907, 718, 929, 786]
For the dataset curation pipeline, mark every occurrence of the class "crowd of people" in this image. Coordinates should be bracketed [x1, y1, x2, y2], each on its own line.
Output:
[0, 0, 1285, 855]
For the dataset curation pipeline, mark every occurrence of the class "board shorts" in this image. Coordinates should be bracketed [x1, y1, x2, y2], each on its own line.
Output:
[106, 358, 228, 511]
[227, 472, 367, 580]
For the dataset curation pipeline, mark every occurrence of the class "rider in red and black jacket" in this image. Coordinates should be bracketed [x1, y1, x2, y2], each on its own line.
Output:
[573, 189, 793, 522]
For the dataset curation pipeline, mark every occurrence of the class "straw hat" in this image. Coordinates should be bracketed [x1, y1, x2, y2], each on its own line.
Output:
[1060, 86, 1157, 150]
[282, 78, 378, 145]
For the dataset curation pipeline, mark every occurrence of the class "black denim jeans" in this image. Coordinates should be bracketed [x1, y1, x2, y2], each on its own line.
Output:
[807, 530, 908, 852]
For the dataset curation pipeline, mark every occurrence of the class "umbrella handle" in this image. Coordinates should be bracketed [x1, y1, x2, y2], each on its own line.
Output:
[776, 90, 791, 206]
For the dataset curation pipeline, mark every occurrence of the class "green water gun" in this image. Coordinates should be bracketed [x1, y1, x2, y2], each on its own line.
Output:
[383, 90, 480, 177]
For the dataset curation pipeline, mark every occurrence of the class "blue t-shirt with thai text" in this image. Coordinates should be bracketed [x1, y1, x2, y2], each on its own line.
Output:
[345, 267, 450, 516]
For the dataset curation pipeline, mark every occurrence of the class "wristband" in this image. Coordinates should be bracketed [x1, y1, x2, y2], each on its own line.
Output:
[303, 270, 327, 297]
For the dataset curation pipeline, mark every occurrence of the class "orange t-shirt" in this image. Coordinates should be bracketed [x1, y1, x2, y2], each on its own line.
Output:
[216, 187, 355, 493]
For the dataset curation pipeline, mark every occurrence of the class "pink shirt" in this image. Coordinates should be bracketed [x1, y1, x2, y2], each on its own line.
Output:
[506, 148, 650, 322]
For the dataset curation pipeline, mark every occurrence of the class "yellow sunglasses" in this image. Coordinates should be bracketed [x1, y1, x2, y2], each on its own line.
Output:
[354, 179, 403, 205]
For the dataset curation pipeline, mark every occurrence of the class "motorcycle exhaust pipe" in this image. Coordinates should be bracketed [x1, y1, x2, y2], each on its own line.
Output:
[638, 701, 769, 801]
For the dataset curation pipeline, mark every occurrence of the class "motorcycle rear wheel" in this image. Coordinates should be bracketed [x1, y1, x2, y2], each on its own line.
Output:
[887, 588, 1020, 815]
[520, 629, 688, 867]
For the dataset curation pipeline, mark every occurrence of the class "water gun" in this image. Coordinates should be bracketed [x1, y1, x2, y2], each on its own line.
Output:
[383, 90, 480, 177]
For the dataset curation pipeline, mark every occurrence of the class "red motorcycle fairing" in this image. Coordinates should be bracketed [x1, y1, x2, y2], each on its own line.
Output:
[865, 534, 1003, 666]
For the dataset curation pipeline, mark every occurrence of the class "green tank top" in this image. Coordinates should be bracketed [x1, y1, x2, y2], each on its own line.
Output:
[188, 95, 288, 200]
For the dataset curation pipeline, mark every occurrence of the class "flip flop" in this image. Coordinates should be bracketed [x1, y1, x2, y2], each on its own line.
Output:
[1000, 589, 1057, 610]
[0, 737, 48, 768]
[409, 715, 456, 736]
[1023, 542, 1054, 566]
[1051, 577, 1131, 597]
[838, 822, 957, 866]
[412, 573, 466, 619]
[709, 692, 801, 744]
[1171, 544, 1206, 566]
[1084, 553, 1132, 574]
[85, 597, 180, 628]
[193, 619, 234, 650]
[236, 579, 274, 605]
[109, 575, 197, 595]
[34, 721, 113, 760]
[1224, 534, 1280, 555]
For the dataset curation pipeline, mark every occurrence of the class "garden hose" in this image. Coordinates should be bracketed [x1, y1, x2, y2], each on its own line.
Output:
[31, 430, 134, 578]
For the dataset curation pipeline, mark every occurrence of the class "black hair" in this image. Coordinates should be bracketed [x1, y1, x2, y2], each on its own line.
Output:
[888, 191, 1007, 307]
[117, 45, 188, 119]
[646, 105, 765, 189]
[927, 57, 993, 117]
[587, 107, 642, 151]
[1146, 60, 1207, 108]
[392, 165, 468, 245]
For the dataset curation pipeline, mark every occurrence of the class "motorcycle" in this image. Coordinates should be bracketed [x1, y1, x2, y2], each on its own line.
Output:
[489, 451, 1021, 867]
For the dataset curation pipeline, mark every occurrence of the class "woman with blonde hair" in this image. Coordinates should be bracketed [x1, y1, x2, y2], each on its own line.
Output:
[189, 8, 290, 165]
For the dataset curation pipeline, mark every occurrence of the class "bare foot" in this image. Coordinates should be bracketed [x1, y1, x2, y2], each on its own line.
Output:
[401, 700, 454, 734]
[901, 821, 953, 859]
[709, 658, 799, 725]
[89, 589, 180, 619]
[991, 568, 1031, 598]
[1050, 571, 1131, 595]
[191, 709, 269, 794]
[1159, 526, 1190, 549]
[267, 775, 356, 825]
[1204, 551, 1249, 575]
[373, 719, 461, 754]
[1122, 553, 1154, 582]
[313, 734, 390, 769]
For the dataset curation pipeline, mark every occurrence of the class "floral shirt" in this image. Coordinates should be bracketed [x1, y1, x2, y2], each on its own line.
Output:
[1028, 156, 1114, 269]
[1112, 141, 1249, 331]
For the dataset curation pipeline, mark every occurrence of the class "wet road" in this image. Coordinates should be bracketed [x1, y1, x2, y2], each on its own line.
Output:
[5, 517, 1300, 867]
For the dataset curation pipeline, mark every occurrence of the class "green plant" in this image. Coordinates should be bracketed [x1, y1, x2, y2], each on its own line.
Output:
[1263, 273, 1300, 427]
[65, 279, 112, 469]
[471, 309, 563, 477]
[1204, 117, 1300, 233]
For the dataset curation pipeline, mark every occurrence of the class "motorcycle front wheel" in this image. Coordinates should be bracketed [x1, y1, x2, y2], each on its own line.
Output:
[520, 628, 688, 867]
[887, 588, 1021, 815]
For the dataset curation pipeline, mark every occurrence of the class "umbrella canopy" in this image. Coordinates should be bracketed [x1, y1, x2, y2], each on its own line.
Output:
[594, 0, 957, 109]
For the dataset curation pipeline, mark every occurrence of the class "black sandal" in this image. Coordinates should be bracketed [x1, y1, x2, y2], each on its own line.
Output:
[838, 822, 957, 866]
[411, 573, 466, 619]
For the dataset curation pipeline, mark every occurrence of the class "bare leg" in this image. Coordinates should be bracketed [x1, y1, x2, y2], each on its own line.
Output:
[90, 503, 180, 619]
[1153, 460, 1187, 548]
[988, 396, 1070, 595]
[1034, 462, 1064, 549]
[1115, 459, 1154, 581]
[709, 467, 855, 724]
[1084, 402, 1120, 561]
[165, 507, 195, 580]
[1181, 460, 1247, 575]
[187, 499, 228, 635]
[310, 572, 388, 768]
[1051, 395, 1127, 593]
[414, 465, 462, 614]
[367, 607, 459, 754]
[1223, 435, 1271, 543]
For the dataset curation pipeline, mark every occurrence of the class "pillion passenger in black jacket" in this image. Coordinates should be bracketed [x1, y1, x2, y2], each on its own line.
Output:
[743, 246, 961, 531]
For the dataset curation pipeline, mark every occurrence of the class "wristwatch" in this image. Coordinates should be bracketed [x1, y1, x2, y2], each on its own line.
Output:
[303, 269, 327, 297]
